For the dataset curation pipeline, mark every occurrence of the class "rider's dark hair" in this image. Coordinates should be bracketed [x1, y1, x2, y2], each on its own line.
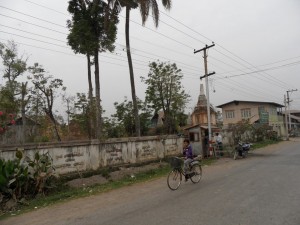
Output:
[183, 139, 190, 144]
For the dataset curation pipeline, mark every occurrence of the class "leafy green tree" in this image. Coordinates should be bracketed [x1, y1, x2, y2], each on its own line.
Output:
[112, 97, 152, 137]
[67, 0, 119, 139]
[28, 63, 66, 142]
[141, 61, 190, 134]
[102, 117, 126, 138]
[70, 93, 92, 139]
[107, 0, 172, 137]
[0, 41, 27, 97]
[0, 41, 30, 142]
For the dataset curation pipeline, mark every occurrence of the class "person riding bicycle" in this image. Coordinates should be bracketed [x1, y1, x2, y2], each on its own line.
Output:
[183, 139, 193, 181]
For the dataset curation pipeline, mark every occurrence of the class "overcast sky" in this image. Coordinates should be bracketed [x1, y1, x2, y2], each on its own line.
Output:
[1, 0, 300, 119]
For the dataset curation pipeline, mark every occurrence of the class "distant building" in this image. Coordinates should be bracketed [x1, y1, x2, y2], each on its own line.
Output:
[191, 84, 217, 126]
[183, 84, 219, 157]
[216, 100, 285, 135]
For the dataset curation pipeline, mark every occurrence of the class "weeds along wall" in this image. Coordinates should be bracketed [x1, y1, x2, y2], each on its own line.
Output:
[0, 135, 183, 175]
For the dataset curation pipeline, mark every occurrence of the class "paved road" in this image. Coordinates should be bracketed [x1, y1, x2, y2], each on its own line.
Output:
[2, 139, 300, 225]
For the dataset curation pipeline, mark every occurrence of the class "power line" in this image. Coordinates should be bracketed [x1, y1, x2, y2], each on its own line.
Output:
[159, 10, 295, 90]
[24, 0, 68, 16]
[2, 3, 296, 101]
[0, 5, 66, 28]
[3, 4, 290, 90]
[0, 13, 67, 35]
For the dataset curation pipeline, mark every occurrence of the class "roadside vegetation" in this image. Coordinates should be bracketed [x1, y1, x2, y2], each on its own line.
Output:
[0, 155, 216, 220]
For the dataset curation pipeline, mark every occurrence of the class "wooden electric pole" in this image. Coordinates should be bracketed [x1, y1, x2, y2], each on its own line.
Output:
[286, 89, 298, 131]
[284, 94, 289, 141]
[194, 42, 215, 151]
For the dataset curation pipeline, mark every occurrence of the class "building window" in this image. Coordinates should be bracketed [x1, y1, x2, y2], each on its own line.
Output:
[189, 132, 199, 142]
[225, 110, 235, 119]
[258, 106, 265, 113]
[270, 107, 277, 115]
[241, 108, 251, 118]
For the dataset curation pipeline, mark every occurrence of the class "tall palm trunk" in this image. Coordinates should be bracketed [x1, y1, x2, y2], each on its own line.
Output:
[21, 82, 27, 143]
[87, 54, 94, 139]
[94, 50, 102, 139]
[125, 6, 140, 137]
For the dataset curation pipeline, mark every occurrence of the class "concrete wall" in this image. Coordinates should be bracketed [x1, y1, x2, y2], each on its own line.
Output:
[0, 136, 183, 175]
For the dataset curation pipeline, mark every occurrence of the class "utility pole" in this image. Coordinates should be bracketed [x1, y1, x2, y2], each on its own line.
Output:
[194, 42, 215, 154]
[286, 89, 298, 131]
[284, 95, 289, 141]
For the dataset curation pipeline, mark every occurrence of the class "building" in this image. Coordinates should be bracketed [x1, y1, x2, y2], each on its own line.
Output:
[190, 84, 217, 126]
[184, 84, 219, 157]
[216, 100, 285, 135]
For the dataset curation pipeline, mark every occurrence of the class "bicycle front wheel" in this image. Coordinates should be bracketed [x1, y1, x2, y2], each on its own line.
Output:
[167, 169, 182, 190]
[190, 164, 202, 183]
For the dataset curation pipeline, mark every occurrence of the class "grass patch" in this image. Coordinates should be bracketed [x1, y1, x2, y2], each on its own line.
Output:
[251, 139, 282, 150]
[0, 158, 215, 220]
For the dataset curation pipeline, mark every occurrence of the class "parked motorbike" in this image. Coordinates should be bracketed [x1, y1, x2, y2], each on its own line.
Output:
[233, 142, 251, 160]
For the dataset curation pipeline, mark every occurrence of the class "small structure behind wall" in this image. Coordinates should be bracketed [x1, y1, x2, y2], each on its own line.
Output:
[183, 124, 202, 156]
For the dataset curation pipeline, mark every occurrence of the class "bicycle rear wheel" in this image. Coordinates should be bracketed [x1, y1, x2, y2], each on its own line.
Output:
[167, 169, 182, 190]
[190, 164, 202, 183]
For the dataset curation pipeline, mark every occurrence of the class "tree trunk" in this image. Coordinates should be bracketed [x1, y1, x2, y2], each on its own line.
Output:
[49, 113, 61, 141]
[87, 54, 94, 139]
[21, 82, 27, 144]
[125, 6, 140, 137]
[94, 50, 102, 139]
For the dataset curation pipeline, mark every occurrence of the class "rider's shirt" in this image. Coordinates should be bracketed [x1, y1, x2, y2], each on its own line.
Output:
[183, 144, 193, 159]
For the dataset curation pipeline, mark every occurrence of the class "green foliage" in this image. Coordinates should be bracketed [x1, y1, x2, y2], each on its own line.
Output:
[0, 111, 17, 136]
[227, 119, 253, 144]
[227, 119, 278, 145]
[0, 150, 30, 202]
[252, 124, 270, 142]
[25, 152, 56, 195]
[70, 93, 92, 138]
[0, 150, 56, 211]
[110, 97, 152, 137]
[141, 61, 190, 134]
[0, 41, 27, 94]
[0, 41, 27, 127]
[67, 0, 119, 55]
[28, 63, 66, 141]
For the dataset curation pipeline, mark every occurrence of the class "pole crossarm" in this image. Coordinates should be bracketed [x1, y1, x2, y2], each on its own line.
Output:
[200, 72, 215, 80]
[194, 42, 215, 54]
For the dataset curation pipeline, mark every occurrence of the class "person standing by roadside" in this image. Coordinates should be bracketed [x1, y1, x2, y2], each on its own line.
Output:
[215, 132, 222, 145]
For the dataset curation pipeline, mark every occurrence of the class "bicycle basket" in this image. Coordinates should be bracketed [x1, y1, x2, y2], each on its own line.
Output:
[169, 157, 182, 169]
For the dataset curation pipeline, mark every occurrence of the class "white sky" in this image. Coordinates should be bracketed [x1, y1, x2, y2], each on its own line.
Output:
[0, 0, 300, 119]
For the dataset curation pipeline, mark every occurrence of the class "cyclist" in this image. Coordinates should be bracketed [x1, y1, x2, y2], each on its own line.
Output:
[183, 139, 193, 181]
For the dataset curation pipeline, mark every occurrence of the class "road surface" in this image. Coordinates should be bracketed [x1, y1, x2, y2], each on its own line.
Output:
[2, 139, 300, 225]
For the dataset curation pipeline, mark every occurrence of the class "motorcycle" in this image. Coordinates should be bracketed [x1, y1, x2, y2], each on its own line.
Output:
[233, 142, 251, 160]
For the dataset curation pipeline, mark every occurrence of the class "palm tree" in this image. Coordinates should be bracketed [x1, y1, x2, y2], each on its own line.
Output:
[108, 0, 172, 137]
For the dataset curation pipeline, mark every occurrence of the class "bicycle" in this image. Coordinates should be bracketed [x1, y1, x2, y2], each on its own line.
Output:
[167, 155, 202, 190]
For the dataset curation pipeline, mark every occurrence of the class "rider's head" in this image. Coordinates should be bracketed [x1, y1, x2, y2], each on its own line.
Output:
[183, 139, 190, 144]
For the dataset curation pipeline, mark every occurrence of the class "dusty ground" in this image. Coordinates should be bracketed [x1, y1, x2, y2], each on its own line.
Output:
[67, 161, 169, 188]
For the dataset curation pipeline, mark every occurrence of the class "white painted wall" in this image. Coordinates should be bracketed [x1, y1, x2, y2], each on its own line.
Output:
[0, 136, 183, 175]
